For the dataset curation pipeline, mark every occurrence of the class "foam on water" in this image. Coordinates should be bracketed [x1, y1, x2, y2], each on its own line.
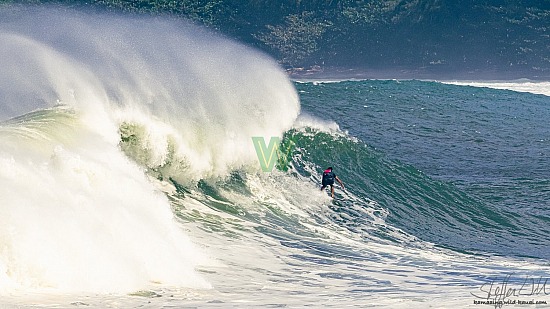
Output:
[0, 108, 212, 293]
[442, 80, 550, 97]
[0, 6, 299, 293]
[2, 6, 550, 308]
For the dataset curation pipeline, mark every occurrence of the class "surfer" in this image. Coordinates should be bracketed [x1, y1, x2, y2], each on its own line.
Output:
[320, 167, 345, 198]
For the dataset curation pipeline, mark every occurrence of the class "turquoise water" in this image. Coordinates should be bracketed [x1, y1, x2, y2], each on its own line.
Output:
[295, 80, 550, 259]
[1, 7, 549, 308]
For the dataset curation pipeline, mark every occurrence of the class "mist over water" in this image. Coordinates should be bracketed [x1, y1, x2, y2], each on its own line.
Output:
[0, 6, 299, 293]
[0, 7, 300, 175]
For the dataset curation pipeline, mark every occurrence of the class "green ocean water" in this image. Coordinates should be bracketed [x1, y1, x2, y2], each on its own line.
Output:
[1, 7, 550, 307]
[292, 80, 550, 259]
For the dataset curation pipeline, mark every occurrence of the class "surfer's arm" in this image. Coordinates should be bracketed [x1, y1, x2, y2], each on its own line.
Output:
[335, 176, 345, 190]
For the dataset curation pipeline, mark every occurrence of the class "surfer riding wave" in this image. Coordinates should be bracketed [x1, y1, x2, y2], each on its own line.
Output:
[320, 167, 345, 198]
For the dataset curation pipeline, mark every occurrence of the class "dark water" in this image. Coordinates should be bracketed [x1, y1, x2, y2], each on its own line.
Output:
[292, 80, 550, 259]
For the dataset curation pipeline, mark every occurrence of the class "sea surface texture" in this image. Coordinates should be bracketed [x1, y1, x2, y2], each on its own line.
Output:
[1, 7, 549, 308]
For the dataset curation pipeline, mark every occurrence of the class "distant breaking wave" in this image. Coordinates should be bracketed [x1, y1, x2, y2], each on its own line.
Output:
[442, 80, 550, 97]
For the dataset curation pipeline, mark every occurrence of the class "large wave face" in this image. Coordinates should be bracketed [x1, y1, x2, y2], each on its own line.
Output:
[295, 80, 550, 259]
[0, 6, 300, 179]
[0, 6, 299, 293]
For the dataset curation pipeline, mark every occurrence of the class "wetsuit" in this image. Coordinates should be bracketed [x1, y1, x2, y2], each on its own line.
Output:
[322, 169, 336, 186]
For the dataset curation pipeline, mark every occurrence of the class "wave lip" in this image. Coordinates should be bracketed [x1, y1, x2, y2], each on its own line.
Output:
[0, 6, 300, 179]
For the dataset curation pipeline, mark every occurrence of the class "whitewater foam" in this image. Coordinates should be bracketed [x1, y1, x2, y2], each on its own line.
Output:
[442, 80, 550, 97]
[293, 114, 341, 133]
[0, 6, 299, 293]
[0, 7, 300, 179]
[0, 109, 212, 293]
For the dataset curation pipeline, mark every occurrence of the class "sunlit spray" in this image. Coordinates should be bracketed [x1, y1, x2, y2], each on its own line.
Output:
[0, 6, 299, 293]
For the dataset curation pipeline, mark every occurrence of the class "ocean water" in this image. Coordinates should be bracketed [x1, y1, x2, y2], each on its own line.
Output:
[1, 7, 549, 309]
